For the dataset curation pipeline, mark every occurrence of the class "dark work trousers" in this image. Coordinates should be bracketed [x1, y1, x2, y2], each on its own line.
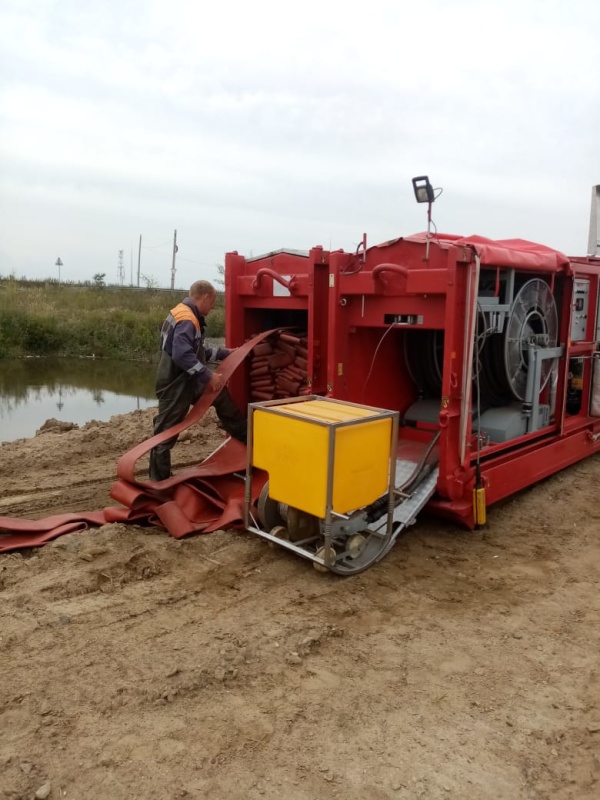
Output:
[149, 371, 247, 482]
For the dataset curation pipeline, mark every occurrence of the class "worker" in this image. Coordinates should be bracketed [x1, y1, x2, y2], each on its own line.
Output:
[149, 279, 247, 481]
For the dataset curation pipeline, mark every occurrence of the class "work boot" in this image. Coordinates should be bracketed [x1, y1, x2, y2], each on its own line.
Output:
[149, 447, 172, 482]
[213, 388, 247, 444]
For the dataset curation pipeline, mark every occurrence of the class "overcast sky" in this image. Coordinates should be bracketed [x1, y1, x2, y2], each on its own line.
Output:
[1, 0, 599, 289]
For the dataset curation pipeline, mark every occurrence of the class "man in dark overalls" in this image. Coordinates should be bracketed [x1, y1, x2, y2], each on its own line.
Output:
[149, 280, 247, 482]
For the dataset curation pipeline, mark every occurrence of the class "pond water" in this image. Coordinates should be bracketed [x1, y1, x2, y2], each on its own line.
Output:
[0, 358, 157, 443]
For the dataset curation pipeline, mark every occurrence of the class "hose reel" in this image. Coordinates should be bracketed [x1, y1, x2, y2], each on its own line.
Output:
[404, 278, 558, 407]
[503, 278, 558, 399]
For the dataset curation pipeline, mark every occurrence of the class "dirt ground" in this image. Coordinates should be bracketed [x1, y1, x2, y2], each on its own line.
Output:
[0, 408, 599, 800]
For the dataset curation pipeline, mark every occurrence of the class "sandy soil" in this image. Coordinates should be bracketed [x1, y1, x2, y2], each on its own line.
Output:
[0, 408, 599, 800]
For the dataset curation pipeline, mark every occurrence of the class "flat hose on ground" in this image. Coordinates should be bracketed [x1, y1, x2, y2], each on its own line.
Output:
[0, 330, 280, 553]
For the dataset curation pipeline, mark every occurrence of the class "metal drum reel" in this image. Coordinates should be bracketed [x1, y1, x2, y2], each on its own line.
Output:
[404, 278, 559, 408]
[503, 278, 558, 400]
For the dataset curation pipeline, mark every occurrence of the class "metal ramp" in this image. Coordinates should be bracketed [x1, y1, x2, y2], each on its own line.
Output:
[359, 461, 440, 568]
[246, 456, 440, 576]
[325, 460, 440, 574]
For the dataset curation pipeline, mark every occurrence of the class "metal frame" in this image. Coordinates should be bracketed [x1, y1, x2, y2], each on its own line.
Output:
[244, 396, 400, 574]
[227, 230, 600, 534]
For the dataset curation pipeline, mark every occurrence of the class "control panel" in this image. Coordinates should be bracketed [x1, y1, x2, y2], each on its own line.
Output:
[571, 279, 589, 341]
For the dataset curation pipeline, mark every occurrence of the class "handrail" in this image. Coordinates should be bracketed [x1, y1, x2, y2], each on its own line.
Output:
[372, 263, 409, 281]
[253, 269, 296, 292]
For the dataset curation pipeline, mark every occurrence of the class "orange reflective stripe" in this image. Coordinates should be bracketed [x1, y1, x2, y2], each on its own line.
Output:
[169, 303, 200, 331]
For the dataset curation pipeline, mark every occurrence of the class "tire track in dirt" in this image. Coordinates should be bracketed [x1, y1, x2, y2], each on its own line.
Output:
[1, 416, 600, 799]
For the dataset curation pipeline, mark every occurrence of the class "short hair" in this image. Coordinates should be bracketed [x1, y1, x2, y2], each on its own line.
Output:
[189, 280, 216, 298]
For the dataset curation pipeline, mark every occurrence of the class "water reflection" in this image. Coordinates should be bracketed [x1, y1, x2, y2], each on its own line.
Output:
[0, 358, 157, 442]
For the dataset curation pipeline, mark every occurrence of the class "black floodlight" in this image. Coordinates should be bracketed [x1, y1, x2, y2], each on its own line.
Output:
[412, 175, 435, 204]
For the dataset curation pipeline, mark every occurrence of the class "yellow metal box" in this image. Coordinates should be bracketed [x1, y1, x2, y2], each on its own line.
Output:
[251, 397, 396, 518]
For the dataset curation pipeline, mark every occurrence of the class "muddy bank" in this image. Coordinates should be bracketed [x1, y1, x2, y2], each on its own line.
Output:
[0, 410, 599, 799]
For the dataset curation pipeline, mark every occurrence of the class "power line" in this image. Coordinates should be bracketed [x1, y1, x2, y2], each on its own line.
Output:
[141, 240, 173, 251]
[140, 248, 214, 267]
[175, 255, 218, 266]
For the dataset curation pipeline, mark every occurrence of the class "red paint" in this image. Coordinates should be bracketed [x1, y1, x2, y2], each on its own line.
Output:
[225, 234, 600, 528]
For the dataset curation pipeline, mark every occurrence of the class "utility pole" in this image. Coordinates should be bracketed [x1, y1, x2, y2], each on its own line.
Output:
[118, 249, 124, 286]
[137, 234, 142, 288]
[589, 185, 600, 257]
[171, 229, 178, 290]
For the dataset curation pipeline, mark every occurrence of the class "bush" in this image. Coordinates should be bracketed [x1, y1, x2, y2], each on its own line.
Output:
[207, 306, 225, 337]
[22, 317, 62, 354]
[0, 279, 226, 360]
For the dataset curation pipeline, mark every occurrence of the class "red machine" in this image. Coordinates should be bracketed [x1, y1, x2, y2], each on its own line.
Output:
[224, 193, 600, 571]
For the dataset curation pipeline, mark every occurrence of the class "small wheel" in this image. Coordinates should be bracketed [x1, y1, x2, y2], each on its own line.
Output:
[267, 525, 289, 549]
[345, 534, 367, 560]
[313, 545, 336, 572]
[257, 482, 284, 530]
[286, 506, 320, 542]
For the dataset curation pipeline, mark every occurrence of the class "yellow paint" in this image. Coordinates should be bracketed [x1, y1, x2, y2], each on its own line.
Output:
[473, 486, 487, 527]
[252, 399, 393, 517]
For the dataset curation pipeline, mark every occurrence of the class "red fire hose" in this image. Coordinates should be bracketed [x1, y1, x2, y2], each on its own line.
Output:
[0, 331, 278, 553]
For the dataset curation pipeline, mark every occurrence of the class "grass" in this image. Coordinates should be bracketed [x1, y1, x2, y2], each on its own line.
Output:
[0, 278, 225, 360]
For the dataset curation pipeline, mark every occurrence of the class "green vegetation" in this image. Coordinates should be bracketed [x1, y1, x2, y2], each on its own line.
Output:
[0, 278, 225, 360]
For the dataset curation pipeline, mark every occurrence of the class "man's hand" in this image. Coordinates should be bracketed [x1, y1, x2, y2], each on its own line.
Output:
[207, 373, 224, 393]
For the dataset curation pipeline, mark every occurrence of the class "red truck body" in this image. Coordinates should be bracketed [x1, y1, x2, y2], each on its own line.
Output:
[225, 231, 600, 528]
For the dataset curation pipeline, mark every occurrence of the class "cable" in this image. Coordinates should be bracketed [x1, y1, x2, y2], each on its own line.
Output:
[341, 259, 363, 276]
[427, 215, 446, 251]
[365, 429, 441, 523]
[398, 430, 441, 493]
[341, 241, 365, 275]
[175, 256, 218, 267]
[141, 240, 173, 251]
[473, 302, 490, 529]
[140, 248, 217, 268]
[362, 322, 396, 398]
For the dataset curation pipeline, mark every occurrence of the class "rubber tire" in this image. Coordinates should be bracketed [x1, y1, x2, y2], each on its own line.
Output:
[257, 482, 284, 530]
